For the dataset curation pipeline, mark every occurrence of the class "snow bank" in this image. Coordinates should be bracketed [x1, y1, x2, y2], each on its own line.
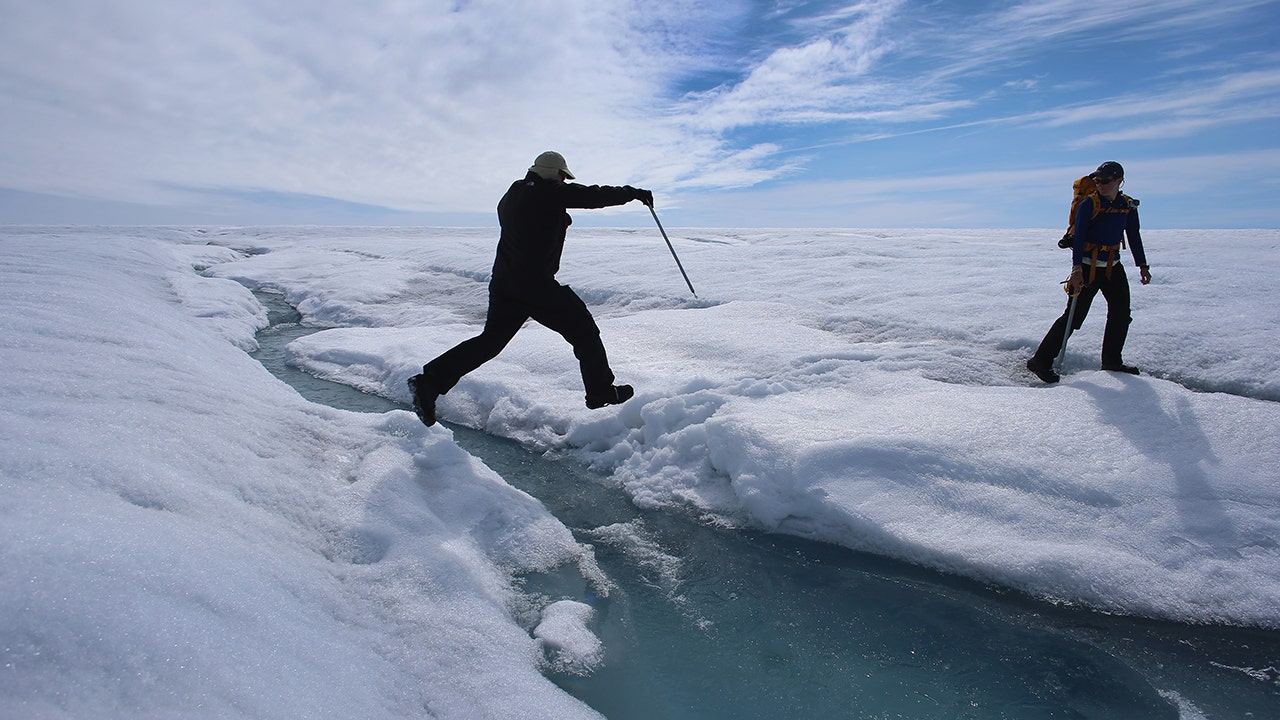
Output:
[206, 226, 1279, 628]
[0, 228, 603, 719]
[4, 223, 1277, 716]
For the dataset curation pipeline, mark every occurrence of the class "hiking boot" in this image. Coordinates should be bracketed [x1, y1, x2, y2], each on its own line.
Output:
[586, 384, 634, 410]
[407, 373, 439, 426]
[1102, 363, 1140, 375]
[1025, 357, 1060, 384]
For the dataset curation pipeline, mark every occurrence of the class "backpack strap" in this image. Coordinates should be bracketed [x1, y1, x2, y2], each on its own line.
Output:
[1081, 242, 1115, 283]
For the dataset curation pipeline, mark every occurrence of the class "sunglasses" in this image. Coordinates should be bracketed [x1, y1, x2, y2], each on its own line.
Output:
[1094, 176, 1120, 184]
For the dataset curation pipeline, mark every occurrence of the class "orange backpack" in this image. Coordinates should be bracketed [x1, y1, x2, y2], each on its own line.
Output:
[1057, 175, 1139, 249]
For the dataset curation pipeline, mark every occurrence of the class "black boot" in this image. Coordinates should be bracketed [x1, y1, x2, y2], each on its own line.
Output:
[407, 374, 440, 426]
[1101, 362, 1140, 375]
[1026, 357, 1060, 384]
[586, 384, 634, 409]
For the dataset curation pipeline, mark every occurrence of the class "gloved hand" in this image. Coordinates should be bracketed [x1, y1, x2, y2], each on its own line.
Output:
[1139, 265, 1152, 285]
[1067, 265, 1084, 294]
[626, 186, 654, 207]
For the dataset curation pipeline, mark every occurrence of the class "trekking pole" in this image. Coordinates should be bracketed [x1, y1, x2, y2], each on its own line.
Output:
[647, 204, 697, 297]
[1052, 281, 1081, 374]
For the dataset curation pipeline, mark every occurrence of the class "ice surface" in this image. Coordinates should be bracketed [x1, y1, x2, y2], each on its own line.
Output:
[0, 228, 603, 719]
[211, 226, 1278, 625]
[3, 224, 1278, 717]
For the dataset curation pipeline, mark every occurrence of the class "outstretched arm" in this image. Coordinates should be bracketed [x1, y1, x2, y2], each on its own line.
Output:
[559, 182, 654, 210]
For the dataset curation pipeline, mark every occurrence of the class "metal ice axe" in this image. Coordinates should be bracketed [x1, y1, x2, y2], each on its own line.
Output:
[1052, 282, 1081, 374]
[647, 204, 697, 297]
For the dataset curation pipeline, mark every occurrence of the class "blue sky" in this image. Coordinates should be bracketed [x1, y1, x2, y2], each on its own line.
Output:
[2, 0, 1277, 228]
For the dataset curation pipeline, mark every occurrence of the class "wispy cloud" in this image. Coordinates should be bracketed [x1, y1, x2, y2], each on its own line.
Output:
[676, 0, 938, 132]
[0, 0, 770, 213]
[793, 65, 1280, 154]
[682, 0, 1278, 133]
[669, 148, 1280, 227]
[920, 0, 1271, 74]
[0, 0, 1276, 226]
[1047, 69, 1280, 145]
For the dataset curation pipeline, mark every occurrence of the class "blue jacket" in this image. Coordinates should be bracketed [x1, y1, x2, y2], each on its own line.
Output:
[1072, 194, 1147, 268]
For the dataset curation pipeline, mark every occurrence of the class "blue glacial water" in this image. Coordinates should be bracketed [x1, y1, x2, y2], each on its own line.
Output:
[252, 294, 1279, 719]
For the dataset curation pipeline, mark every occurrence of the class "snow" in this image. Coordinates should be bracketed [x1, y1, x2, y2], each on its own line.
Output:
[2, 224, 1278, 717]
[533, 601, 603, 676]
[0, 228, 601, 719]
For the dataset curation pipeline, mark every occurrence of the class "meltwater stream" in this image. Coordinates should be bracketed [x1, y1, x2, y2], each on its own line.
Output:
[252, 294, 1279, 719]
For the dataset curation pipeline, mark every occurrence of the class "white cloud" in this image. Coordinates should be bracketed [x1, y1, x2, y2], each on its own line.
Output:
[666, 149, 1280, 228]
[0, 0, 776, 215]
[677, 0, 913, 131]
[925, 0, 1268, 75]
[665, 0, 1277, 146]
[1045, 68, 1280, 145]
[0, 0, 1276, 225]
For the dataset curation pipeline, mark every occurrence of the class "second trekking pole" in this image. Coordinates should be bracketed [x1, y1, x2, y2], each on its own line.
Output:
[648, 204, 697, 297]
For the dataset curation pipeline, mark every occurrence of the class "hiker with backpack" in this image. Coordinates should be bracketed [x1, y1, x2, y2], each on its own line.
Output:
[1026, 161, 1151, 383]
[407, 151, 654, 426]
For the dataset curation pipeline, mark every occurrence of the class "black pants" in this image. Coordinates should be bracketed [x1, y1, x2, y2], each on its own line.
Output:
[1033, 263, 1132, 367]
[424, 280, 615, 396]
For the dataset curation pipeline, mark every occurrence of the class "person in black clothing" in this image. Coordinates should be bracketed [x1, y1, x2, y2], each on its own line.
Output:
[408, 151, 654, 426]
[1027, 161, 1152, 384]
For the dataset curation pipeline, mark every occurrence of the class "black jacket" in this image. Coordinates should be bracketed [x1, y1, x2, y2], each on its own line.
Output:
[491, 171, 635, 291]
